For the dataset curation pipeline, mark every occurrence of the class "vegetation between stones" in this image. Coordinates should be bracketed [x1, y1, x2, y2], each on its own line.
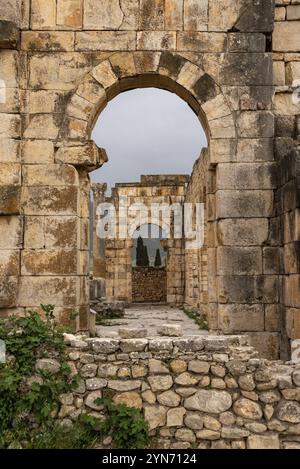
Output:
[0, 305, 149, 449]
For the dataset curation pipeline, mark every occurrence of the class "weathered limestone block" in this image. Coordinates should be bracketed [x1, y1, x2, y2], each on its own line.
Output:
[286, 62, 300, 86]
[167, 407, 186, 427]
[84, 0, 124, 30]
[218, 275, 278, 305]
[157, 390, 181, 407]
[158, 324, 182, 337]
[0, 276, 18, 308]
[0, 250, 19, 276]
[185, 390, 232, 413]
[205, 53, 272, 86]
[23, 164, 78, 187]
[0, 186, 20, 214]
[177, 32, 226, 52]
[184, 0, 208, 31]
[24, 216, 77, 250]
[165, 0, 183, 30]
[139, 0, 164, 30]
[277, 401, 300, 424]
[137, 31, 176, 51]
[0, 139, 20, 163]
[21, 249, 77, 276]
[217, 218, 269, 247]
[273, 22, 300, 52]
[21, 32, 75, 52]
[23, 115, 59, 140]
[0, 114, 20, 138]
[173, 337, 204, 352]
[233, 398, 263, 420]
[75, 31, 136, 51]
[120, 339, 148, 352]
[188, 360, 210, 374]
[149, 359, 169, 374]
[144, 405, 167, 430]
[0, 216, 22, 249]
[217, 162, 276, 190]
[216, 190, 274, 218]
[175, 428, 196, 443]
[36, 358, 60, 374]
[170, 359, 187, 374]
[148, 375, 173, 392]
[57, 0, 82, 29]
[217, 247, 263, 276]
[113, 391, 142, 409]
[18, 276, 77, 307]
[21, 140, 54, 165]
[28, 53, 94, 91]
[31, 0, 56, 29]
[108, 380, 141, 391]
[0, 0, 22, 26]
[55, 143, 107, 169]
[0, 163, 20, 186]
[247, 434, 280, 449]
[21, 186, 78, 216]
[0, 20, 19, 49]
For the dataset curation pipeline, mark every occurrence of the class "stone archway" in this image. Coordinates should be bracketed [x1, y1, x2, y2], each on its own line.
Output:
[53, 51, 277, 357]
[56, 52, 236, 331]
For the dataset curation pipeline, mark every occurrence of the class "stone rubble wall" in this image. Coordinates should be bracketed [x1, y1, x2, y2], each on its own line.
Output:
[132, 267, 167, 304]
[273, 1, 300, 359]
[184, 148, 209, 318]
[43, 334, 300, 449]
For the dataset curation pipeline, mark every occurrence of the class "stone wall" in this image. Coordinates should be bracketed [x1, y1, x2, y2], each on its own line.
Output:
[132, 267, 167, 304]
[273, 1, 300, 359]
[184, 148, 209, 318]
[49, 333, 300, 449]
[104, 176, 187, 305]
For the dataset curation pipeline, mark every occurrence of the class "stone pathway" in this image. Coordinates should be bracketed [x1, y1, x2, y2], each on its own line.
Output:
[95, 304, 209, 339]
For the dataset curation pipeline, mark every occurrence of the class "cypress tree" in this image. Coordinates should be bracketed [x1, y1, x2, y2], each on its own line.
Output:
[154, 248, 162, 267]
[143, 245, 150, 267]
[136, 236, 144, 266]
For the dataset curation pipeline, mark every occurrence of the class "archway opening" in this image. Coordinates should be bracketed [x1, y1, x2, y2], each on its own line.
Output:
[89, 85, 209, 318]
[131, 223, 168, 304]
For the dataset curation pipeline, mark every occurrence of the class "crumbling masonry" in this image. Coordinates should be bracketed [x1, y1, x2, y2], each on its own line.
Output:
[0, 1, 299, 360]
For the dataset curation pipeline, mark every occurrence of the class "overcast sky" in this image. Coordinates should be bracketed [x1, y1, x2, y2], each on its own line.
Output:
[91, 88, 207, 194]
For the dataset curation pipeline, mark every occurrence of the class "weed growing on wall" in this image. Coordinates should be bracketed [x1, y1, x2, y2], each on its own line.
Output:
[0, 305, 149, 449]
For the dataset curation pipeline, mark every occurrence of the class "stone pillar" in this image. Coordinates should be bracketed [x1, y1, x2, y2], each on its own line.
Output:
[0, 18, 22, 317]
[91, 183, 107, 278]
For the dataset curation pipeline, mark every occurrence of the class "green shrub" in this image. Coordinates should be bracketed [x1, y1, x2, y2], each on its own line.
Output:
[97, 398, 149, 449]
[0, 305, 150, 449]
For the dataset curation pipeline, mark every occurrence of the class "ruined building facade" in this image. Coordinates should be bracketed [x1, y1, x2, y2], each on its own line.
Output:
[0, 1, 299, 360]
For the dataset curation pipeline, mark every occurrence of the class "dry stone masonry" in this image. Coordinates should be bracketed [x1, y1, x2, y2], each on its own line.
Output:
[0, 0, 299, 361]
[35, 333, 300, 449]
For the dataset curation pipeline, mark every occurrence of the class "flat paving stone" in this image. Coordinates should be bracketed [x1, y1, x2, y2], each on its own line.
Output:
[96, 306, 209, 339]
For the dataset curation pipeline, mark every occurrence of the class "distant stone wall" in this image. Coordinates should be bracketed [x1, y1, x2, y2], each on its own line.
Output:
[132, 267, 167, 304]
[46, 334, 300, 449]
[184, 149, 209, 319]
